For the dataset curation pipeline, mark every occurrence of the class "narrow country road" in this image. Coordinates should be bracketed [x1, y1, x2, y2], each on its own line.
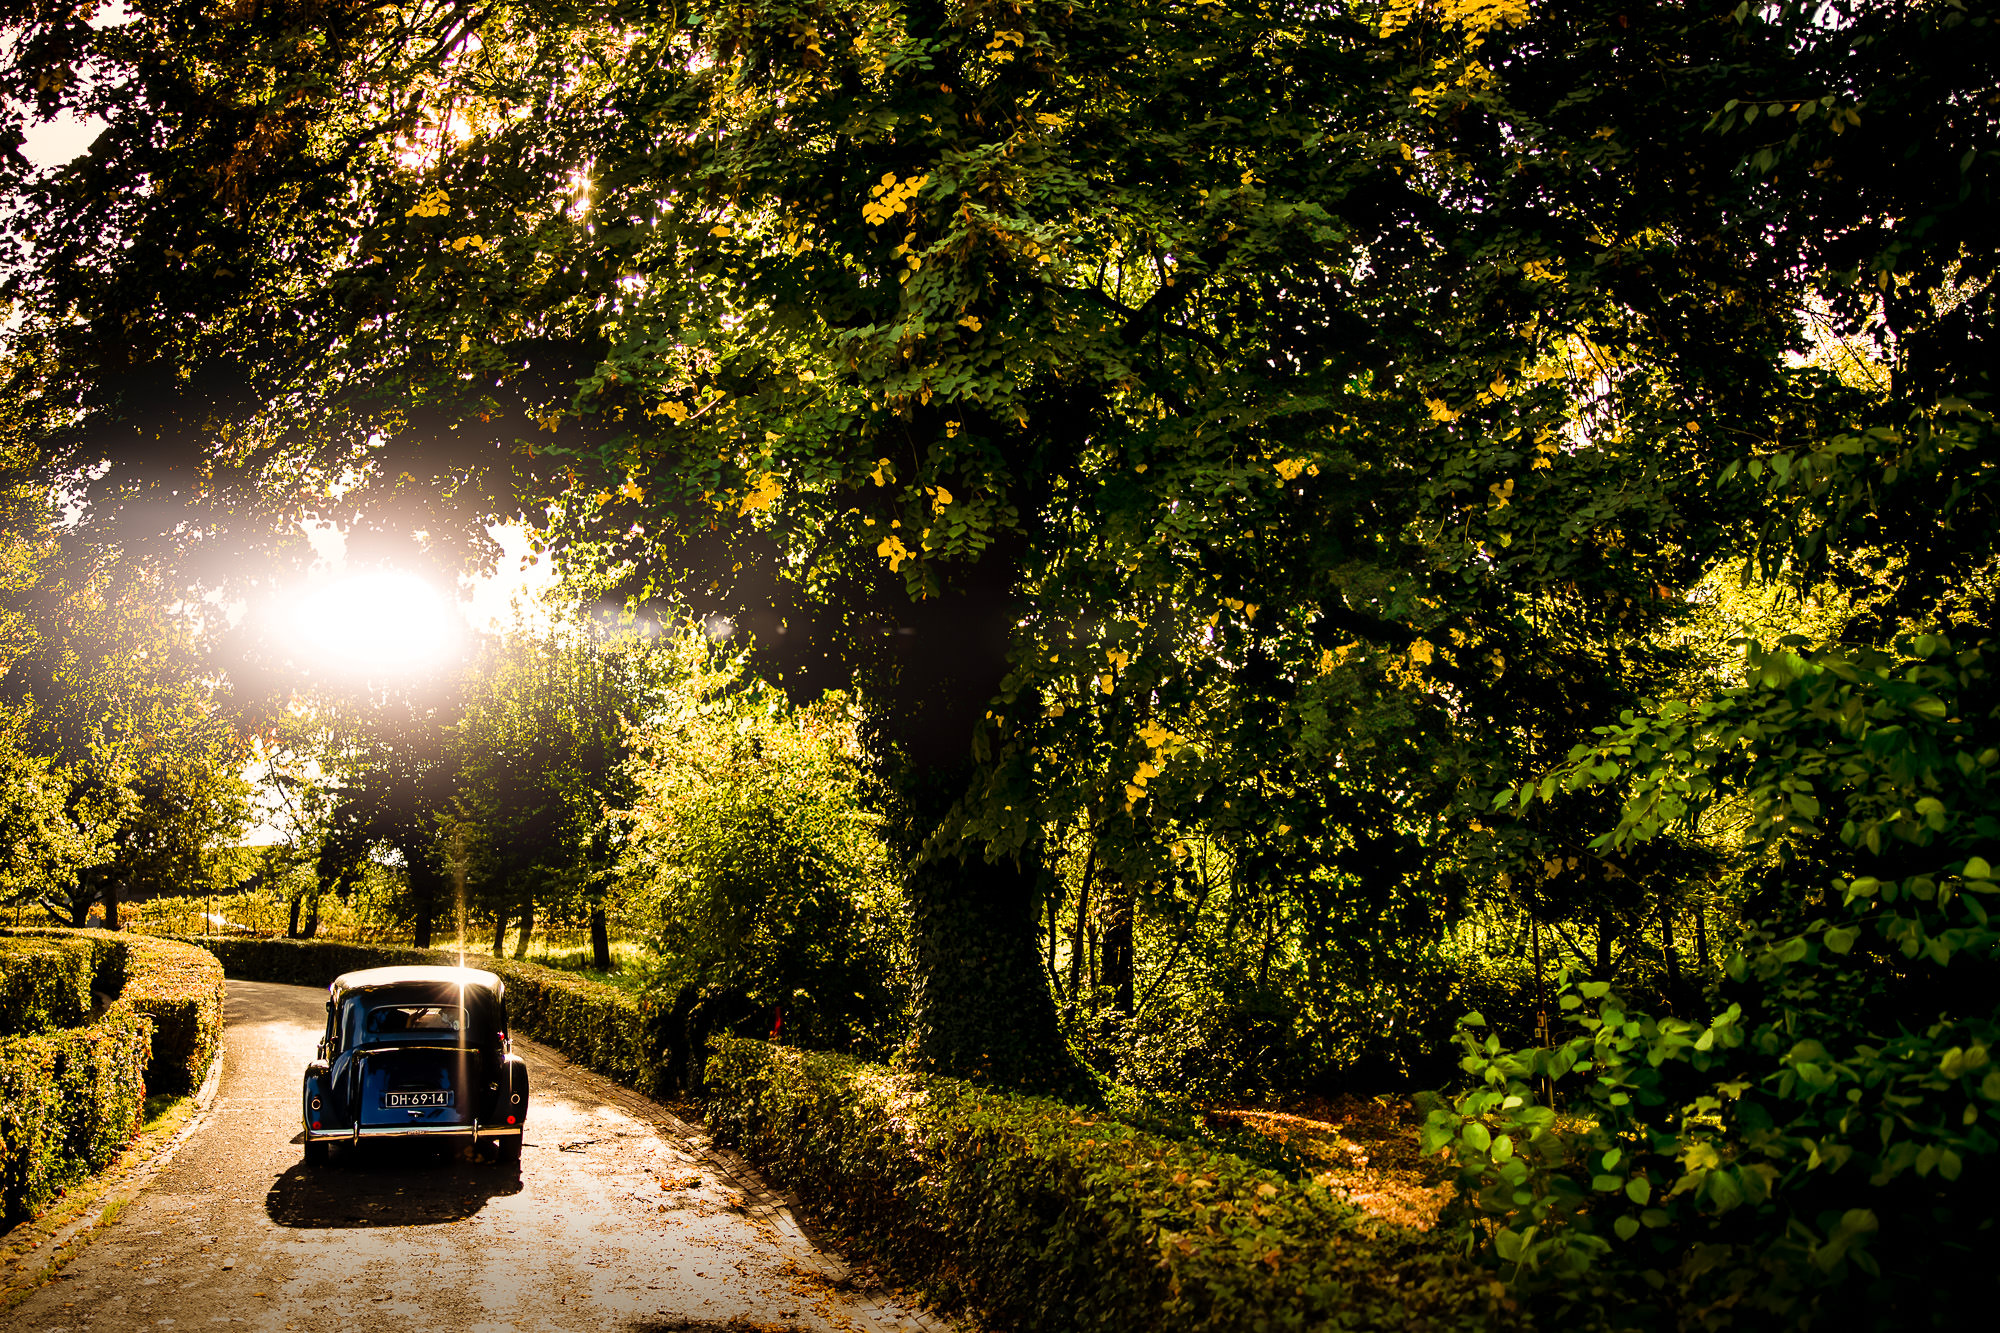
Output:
[4, 980, 952, 1333]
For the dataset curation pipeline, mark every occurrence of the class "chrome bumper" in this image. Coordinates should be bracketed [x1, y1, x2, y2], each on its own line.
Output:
[304, 1123, 522, 1142]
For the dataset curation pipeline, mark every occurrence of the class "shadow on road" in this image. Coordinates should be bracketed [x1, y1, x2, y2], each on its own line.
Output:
[266, 1142, 523, 1228]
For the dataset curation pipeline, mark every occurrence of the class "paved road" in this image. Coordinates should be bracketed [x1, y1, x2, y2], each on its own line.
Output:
[4, 980, 948, 1333]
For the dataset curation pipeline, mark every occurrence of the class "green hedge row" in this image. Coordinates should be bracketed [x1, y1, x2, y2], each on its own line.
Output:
[178, 937, 1516, 1331]
[0, 930, 224, 1226]
[188, 937, 661, 1096]
[0, 935, 96, 1036]
[122, 934, 227, 1095]
[705, 1039, 1525, 1333]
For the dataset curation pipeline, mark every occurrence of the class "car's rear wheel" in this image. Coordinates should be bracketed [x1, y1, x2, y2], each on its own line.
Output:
[494, 1135, 522, 1163]
[304, 1138, 328, 1167]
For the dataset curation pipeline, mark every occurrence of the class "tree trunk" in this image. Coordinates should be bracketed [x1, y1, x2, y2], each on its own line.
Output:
[303, 894, 320, 938]
[492, 911, 509, 955]
[287, 891, 303, 939]
[1694, 895, 1710, 972]
[590, 905, 613, 972]
[513, 899, 535, 959]
[904, 846, 1084, 1093]
[1068, 840, 1094, 1003]
[1100, 871, 1135, 1017]
[1662, 901, 1683, 1001]
[101, 876, 121, 931]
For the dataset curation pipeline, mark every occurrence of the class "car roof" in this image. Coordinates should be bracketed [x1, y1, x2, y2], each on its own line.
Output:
[328, 965, 504, 1000]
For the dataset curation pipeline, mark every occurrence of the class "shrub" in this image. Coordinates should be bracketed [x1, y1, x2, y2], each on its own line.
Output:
[703, 1037, 1524, 1333]
[0, 1007, 152, 1225]
[120, 934, 226, 1095]
[0, 929, 221, 1226]
[0, 934, 96, 1036]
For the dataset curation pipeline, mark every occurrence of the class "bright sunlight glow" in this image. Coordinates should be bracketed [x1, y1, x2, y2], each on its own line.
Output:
[291, 570, 457, 677]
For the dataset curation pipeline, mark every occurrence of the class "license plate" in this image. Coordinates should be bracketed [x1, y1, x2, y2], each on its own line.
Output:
[381, 1090, 453, 1109]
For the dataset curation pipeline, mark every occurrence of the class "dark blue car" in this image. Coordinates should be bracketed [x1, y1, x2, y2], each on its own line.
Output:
[302, 965, 530, 1164]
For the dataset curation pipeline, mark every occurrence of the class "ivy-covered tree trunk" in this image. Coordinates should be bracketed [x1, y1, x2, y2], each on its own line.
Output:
[853, 551, 1090, 1095]
[904, 847, 1082, 1092]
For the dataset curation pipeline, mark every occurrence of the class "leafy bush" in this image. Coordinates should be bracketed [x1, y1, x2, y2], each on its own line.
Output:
[1430, 639, 2000, 1329]
[0, 1005, 152, 1225]
[0, 929, 222, 1224]
[0, 934, 95, 1035]
[1103, 947, 1540, 1106]
[704, 1037, 1524, 1333]
[617, 671, 910, 1063]
[193, 936, 661, 1095]
[120, 934, 226, 1094]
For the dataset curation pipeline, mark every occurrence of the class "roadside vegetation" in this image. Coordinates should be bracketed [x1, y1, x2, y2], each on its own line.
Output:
[2, 1, 1995, 1328]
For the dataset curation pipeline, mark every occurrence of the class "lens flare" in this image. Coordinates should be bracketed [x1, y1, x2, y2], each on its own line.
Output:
[291, 570, 456, 676]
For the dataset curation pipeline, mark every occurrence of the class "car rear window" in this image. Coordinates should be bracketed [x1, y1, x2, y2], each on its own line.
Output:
[365, 1004, 461, 1035]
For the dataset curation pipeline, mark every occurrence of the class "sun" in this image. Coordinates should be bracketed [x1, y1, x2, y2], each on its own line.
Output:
[291, 570, 459, 677]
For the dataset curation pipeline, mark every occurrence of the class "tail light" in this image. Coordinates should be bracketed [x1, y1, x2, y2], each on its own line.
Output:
[311, 1121, 321, 1130]
[506, 1115, 516, 1125]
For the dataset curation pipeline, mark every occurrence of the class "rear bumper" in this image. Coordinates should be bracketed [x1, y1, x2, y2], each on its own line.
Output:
[305, 1123, 522, 1142]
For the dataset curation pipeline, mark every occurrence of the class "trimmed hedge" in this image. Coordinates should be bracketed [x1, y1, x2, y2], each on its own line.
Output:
[705, 1039, 1527, 1333]
[121, 934, 227, 1095]
[0, 935, 96, 1036]
[0, 1007, 152, 1226]
[0, 930, 223, 1226]
[189, 937, 660, 1096]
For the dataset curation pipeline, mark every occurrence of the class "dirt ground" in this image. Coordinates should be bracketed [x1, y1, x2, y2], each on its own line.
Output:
[1206, 1095, 1457, 1231]
[1, 980, 953, 1333]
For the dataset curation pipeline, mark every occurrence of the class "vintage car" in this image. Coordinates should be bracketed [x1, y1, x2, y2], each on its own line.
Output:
[301, 965, 530, 1165]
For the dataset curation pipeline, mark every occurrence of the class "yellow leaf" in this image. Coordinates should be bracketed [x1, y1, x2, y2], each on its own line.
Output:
[932, 485, 953, 508]
[739, 472, 782, 514]
[710, 224, 732, 237]
[957, 315, 983, 331]
[662, 401, 690, 423]
[876, 535, 912, 571]
[870, 458, 893, 486]
[1408, 639, 1435, 666]
[1425, 397, 1461, 423]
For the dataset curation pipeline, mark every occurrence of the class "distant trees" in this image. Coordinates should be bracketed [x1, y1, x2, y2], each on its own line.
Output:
[0, 453, 248, 924]
[451, 609, 666, 968]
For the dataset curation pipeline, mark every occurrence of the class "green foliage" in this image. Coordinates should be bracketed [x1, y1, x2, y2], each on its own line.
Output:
[0, 929, 224, 1225]
[120, 934, 228, 1096]
[451, 606, 674, 963]
[1430, 637, 2000, 1327]
[0, 935, 95, 1036]
[618, 643, 909, 1055]
[704, 1037, 1522, 1333]
[0, 727, 107, 913]
[0, 1005, 151, 1227]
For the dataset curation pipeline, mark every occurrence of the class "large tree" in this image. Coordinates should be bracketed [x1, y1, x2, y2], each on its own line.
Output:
[3, 0, 1922, 1087]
